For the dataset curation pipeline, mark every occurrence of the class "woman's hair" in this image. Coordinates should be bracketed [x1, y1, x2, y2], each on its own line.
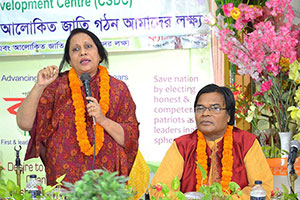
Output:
[58, 28, 109, 74]
[193, 83, 236, 125]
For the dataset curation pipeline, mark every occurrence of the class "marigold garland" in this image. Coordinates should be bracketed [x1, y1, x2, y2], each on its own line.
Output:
[196, 125, 233, 193]
[69, 66, 110, 156]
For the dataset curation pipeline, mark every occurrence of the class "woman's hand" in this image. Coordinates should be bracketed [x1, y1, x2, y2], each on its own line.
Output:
[86, 97, 125, 146]
[86, 97, 106, 125]
[36, 65, 59, 88]
[16, 65, 59, 131]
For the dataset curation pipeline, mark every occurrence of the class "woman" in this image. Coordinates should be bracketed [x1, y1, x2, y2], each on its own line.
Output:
[16, 28, 140, 185]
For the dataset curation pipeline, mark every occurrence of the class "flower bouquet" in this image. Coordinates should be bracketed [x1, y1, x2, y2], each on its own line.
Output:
[208, 0, 300, 133]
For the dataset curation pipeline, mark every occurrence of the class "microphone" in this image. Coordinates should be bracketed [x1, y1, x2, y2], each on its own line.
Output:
[80, 73, 92, 103]
[80, 73, 96, 125]
[287, 140, 300, 173]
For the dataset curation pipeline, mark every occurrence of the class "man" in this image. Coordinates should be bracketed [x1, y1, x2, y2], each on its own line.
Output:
[149, 84, 273, 199]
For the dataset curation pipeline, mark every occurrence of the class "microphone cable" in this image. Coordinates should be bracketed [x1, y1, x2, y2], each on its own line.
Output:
[91, 117, 96, 170]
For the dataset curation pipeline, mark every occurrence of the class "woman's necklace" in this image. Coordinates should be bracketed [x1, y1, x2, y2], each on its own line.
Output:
[69, 66, 110, 156]
[196, 125, 233, 193]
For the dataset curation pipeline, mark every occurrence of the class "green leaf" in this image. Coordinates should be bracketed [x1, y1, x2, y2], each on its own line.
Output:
[174, 191, 186, 200]
[282, 184, 289, 194]
[202, 193, 212, 200]
[23, 192, 33, 200]
[0, 189, 6, 198]
[101, 193, 108, 200]
[44, 185, 56, 194]
[0, 185, 6, 191]
[228, 182, 240, 192]
[6, 179, 16, 192]
[12, 193, 23, 200]
[171, 176, 180, 191]
[237, 190, 242, 196]
[150, 184, 156, 189]
[198, 186, 206, 194]
[101, 181, 108, 190]
[161, 183, 170, 196]
[196, 162, 207, 181]
[56, 174, 66, 183]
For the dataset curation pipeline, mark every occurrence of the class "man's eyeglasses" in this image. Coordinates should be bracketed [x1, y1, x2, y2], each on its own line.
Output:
[195, 105, 226, 114]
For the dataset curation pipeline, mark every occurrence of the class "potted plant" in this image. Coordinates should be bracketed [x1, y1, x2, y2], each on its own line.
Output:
[196, 163, 242, 200]
[63, 169, 135, 200]
[1, 161, 136, 200]
[150, 163, 242, 200]
[0, 171, 66, 200]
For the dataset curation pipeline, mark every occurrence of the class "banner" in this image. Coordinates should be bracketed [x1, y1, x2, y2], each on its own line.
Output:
[0, 0, 210, 42]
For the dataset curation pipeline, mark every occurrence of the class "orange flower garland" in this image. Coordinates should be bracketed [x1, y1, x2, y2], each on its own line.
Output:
[196, 130, 208, 190]
[196, 125, 233, 193]
[69, 66, 110, 156]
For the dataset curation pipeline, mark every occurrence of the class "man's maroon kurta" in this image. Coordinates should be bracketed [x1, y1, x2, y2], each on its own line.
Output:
[175, 127, 256, 193]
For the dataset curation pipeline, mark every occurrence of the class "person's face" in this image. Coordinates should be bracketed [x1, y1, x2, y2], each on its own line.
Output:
[195, 92, 230, 140]
[68, 33, 101, 77]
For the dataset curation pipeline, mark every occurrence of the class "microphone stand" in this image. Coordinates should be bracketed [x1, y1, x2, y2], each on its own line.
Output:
[14, 145, 23, 188]
[288, 165, 298, 194]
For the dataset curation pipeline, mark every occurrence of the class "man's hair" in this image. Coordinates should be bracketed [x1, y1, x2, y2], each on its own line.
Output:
[58, 28, 109, 74]
[193, 83, 235, 125]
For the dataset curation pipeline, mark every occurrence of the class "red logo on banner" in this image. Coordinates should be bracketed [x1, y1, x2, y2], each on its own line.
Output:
[3, 98, 25, 115]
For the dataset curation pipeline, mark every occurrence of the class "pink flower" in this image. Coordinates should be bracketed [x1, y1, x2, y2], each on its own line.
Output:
[255, 101, 264, 107]
[234, 20, 245, 31]
[0, 161, 4, 170]
[266, 64, 280, 76]
[155, 183, 162, 192]
[260, 80, 273, 93]
[253, 91, 263, 97]
[222, 3, 233, 17]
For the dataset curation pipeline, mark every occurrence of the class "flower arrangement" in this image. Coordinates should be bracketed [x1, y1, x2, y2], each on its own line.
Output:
[208, 0, 300, 133]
